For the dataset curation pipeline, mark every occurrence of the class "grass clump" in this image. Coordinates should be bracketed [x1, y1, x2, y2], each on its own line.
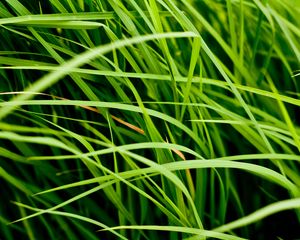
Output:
[0, 0, 299, 239]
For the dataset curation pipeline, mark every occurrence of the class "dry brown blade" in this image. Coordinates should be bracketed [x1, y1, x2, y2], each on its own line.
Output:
[111, 115, 145, 135]
[71, 103, 146, 134]
[54, 97, 147, 134]
[171, 147, 186, 160]
[170, 146, 194, 200]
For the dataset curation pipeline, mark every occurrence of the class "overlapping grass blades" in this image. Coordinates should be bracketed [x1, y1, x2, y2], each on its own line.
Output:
[0, 0, 299, 239]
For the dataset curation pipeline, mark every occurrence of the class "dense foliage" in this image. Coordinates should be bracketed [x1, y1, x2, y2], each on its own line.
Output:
[0, 0, 300, 239]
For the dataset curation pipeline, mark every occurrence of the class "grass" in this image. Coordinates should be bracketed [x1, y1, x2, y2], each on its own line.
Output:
[0, 0, 299, 239]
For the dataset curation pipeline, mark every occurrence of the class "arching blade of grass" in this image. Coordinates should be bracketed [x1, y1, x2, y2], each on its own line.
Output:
[1, 0, 299, 239]
[11, 202, 128, 240]
[100, 225, 246, 240]
[26, 152, 300, 198]
[0, 32, 197, 119]
[213, 198, 300, 233]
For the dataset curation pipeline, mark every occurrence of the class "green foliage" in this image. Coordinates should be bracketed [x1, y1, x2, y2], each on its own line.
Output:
[0, 0, 299, 239]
